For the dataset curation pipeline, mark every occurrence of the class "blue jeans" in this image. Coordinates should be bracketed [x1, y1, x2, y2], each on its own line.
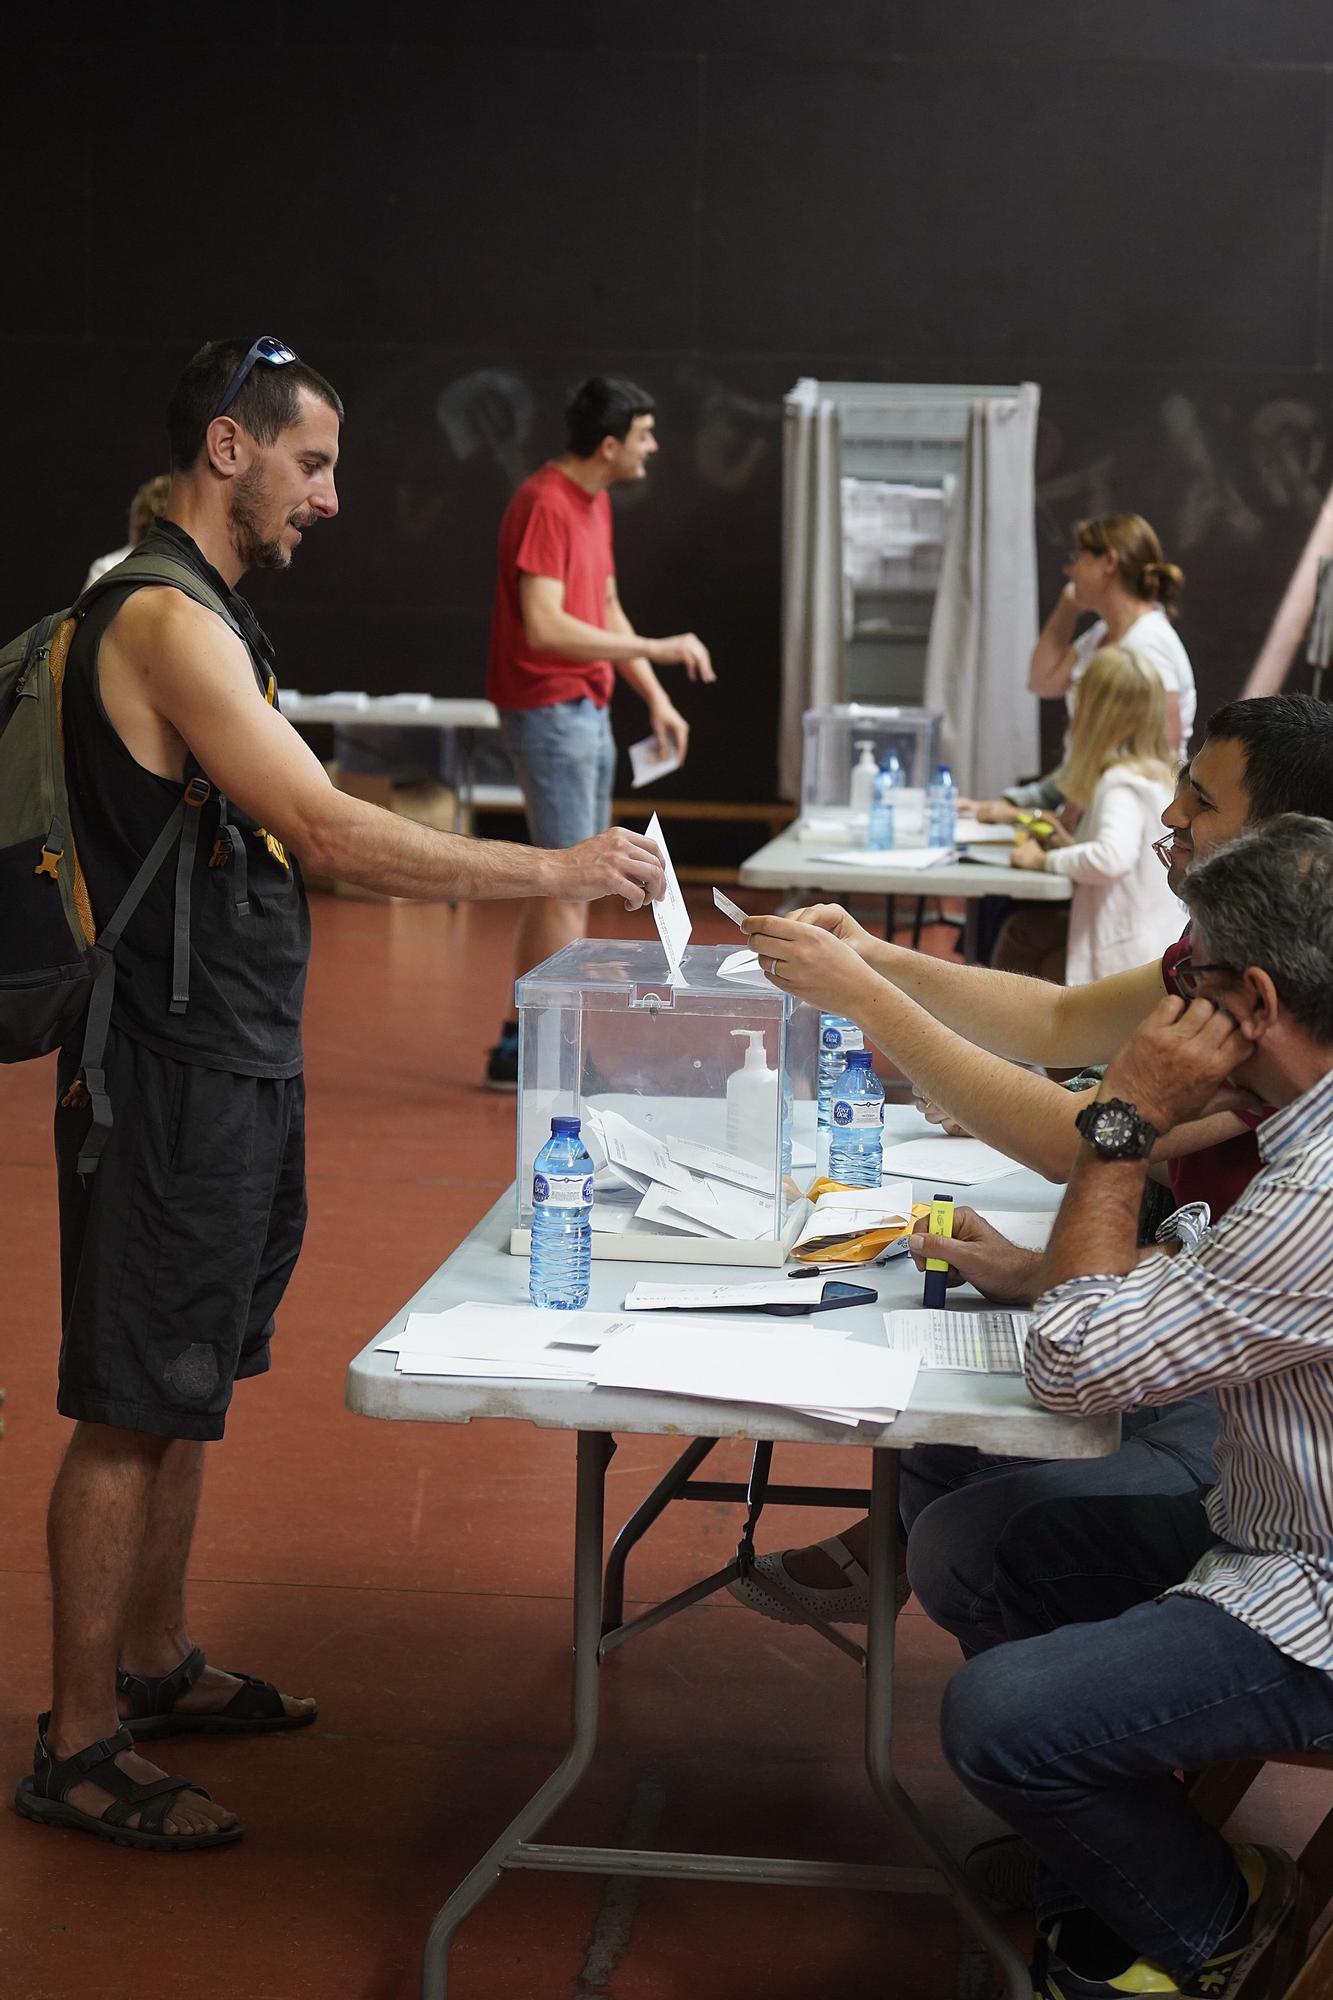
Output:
[941, 1491, 1333, 1976]
[902, 1395, 1219, 1653]
[499, 698, 615, 850]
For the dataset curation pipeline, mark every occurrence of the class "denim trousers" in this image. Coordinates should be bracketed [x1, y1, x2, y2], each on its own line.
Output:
[940, 1491, 1333, 1976]
[902, 1394, 1220, 1653]
[499, 697, 615, 850]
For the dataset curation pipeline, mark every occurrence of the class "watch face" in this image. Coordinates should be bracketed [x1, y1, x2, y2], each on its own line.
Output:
[1098, 1105, 1137, 1151]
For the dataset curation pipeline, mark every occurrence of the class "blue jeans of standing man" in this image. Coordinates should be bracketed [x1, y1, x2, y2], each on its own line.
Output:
[940, 1491, 1333, 1977]
[500, 697, 616, 849]
[902, 1394, 1219, 1653]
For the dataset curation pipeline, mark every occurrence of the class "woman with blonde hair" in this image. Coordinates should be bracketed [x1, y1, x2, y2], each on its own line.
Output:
[991, 644, 1182, 985]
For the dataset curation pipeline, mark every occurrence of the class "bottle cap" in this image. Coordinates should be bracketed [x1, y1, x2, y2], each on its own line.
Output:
[551, 1115, 582, 1135]
[844, 1049, 874, 1068]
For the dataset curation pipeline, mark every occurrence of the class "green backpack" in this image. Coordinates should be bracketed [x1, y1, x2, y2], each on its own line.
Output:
[0, 550, 245, 1170]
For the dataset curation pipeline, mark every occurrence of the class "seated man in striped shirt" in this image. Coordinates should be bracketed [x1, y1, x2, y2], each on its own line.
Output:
[936, 813, 1333, 2000]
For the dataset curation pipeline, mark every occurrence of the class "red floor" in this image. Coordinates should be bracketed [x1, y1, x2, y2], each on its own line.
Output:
[1, 891, 1325, 2000]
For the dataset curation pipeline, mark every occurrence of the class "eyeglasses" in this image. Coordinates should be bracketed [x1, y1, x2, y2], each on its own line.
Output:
[212, 335, 298, 420]
[1152, 833, 1174, 870]
[1173, 952, 1240, 1000]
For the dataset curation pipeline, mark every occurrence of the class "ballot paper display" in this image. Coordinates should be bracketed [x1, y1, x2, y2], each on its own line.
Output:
[882, 1309, 1030, 1374]
[511, 940, 819, 1266]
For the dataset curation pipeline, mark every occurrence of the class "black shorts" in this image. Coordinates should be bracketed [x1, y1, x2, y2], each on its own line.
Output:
[55, 1028, 307, 1441]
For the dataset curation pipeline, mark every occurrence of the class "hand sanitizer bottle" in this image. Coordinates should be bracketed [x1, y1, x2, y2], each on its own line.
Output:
[849, 739, 879, 819]
[726, 1028, 780, 1164]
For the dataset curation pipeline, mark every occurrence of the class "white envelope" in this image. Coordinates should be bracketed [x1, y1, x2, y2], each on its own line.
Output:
[629, 735, 684, 789]
[663, 1135, 772, 1194]
[587, 1105, 693, 1193]
[644, 812, 692, 980]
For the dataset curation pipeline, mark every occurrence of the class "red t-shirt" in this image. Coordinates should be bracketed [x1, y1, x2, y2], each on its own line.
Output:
[485, 464, 616, 711]
[1159, 934, 1271, 1217]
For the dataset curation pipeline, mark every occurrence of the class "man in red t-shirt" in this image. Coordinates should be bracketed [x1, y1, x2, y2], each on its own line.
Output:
[483, 376, 716, 1086]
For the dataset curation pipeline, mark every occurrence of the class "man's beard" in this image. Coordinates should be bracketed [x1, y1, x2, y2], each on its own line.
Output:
[229, 465, 291, 572]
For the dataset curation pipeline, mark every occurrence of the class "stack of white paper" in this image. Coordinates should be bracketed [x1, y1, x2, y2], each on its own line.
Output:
[810, 846, 955, 871]
[383, 1304, 919, 1426]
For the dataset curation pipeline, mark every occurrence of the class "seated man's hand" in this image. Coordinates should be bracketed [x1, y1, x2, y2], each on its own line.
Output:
[907, 1207, 1042, 1306]
[1101, 994, 1254, 1134]
[786, 901, 876, 960]
[911, 1085, 971, 1138]
[743, 911, 874, 1014]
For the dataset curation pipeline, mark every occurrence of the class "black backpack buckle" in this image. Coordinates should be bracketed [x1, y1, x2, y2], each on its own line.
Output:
[184, 776, 211, 808]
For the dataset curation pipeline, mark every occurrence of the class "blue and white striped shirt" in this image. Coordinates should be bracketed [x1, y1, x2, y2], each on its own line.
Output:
[1026, 1064, 1333, 1671]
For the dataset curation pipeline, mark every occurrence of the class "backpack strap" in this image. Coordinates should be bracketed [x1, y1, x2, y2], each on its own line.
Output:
[74, 773, 210, 1178]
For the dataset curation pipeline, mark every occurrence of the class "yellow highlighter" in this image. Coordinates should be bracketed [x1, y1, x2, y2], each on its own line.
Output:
[923, 1192, 955, 1308]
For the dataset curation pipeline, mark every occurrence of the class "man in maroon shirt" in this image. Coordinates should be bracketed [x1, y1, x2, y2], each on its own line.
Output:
[483, 376, 716, 1086]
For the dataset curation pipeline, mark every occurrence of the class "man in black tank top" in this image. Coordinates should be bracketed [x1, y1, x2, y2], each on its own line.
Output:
[22, 339, 668, 1853]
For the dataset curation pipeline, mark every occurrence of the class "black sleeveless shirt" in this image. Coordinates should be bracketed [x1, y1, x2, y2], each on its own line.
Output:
[63, 521, 310, 1077]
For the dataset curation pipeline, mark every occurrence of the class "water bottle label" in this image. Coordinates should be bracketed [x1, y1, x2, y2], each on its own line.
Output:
[821, 1024, 864, 1051]
[533, 1172, 593, 1207]
[832, 1100, 883, 1128]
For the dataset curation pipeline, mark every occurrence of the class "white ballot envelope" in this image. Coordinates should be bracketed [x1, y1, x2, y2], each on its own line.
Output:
[629, 735, 683, 789]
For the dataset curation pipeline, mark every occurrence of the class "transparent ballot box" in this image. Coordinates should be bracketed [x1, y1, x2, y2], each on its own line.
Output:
[799, 703, 941, 838]
[512, 940, 819, 1265]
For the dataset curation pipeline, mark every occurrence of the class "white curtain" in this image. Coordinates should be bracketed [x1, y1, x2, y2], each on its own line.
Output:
[923, 384, 1041, 799]
[778, 381, 844, 801]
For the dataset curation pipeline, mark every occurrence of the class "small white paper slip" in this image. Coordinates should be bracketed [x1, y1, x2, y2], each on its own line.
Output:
[377, 691, 434, 711]
[887, 1137, 1021, 1185]
[586, 1105, 693, 1194]
[712, 886, 747, 928]
[882, 1308, 1030, 1375]
[624, 1279, 808, 1311]
[644, 812, 692, 981]
[629, 735, 683, 789]
[811, 846, 955, 871]
[663, 1135, 771, 1194]
[635, 1182, 729, 1238]
[973, 1208, 1054, 1252]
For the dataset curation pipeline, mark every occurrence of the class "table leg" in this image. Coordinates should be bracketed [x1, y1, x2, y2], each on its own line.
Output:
[962, 899, 980, 962]
[602, 1436, 717, 1633]
[862, 1449, 1032, 2000]
[421, 1430, 612, 1999]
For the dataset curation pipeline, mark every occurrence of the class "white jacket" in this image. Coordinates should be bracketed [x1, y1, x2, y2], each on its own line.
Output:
[1043, 766, 1183, 985]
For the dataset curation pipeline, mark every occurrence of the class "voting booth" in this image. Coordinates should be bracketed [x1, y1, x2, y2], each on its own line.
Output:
[511, 941, 819, 1265]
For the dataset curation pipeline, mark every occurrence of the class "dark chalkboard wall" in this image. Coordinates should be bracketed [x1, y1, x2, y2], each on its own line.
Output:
[8, 3, 1333, 803]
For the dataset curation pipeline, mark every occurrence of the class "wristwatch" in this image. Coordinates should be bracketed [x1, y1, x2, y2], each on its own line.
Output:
[1074, 1096, 1157, 1160]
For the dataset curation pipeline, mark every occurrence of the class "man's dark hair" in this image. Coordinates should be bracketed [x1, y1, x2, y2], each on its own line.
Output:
[1204, 693, 1333, 820]
[167, 339, 344, 471]
[564, 375, 655, 459]
[1184, 814, 1333, 1042]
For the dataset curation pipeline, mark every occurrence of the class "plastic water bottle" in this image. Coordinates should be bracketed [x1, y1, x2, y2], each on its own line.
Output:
[927, 763, 957, 847]
[817, 1012, 865, 1127]
[829, 1050, 884, 1188]
[867, 754, 901, 850]
[529, 1115, 594, 1309]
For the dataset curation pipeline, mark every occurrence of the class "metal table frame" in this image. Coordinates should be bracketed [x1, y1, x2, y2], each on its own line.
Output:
[420, 1431, 1034, 2000]
[346, 1178, 1116, 1999]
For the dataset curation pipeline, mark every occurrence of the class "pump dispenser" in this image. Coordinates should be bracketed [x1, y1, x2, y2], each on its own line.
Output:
[849, 739, 879, 817]
[726, 1028, 779, 1161]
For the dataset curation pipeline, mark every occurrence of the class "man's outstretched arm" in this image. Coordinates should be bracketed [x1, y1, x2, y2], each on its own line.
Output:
[113, 592, 666, 906]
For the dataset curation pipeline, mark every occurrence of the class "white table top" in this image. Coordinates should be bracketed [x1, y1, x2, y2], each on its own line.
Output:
[345, 1114, 1115, 1463]
[738, 824, 1072, 903]
[281, 694, 500, 730]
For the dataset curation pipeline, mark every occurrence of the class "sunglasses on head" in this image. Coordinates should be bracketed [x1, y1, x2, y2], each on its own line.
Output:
[213, 335, 298, 419]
